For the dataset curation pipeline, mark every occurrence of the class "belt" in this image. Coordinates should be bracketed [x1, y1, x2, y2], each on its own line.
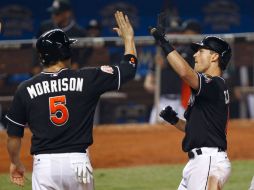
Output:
[188, 147, 225, 159]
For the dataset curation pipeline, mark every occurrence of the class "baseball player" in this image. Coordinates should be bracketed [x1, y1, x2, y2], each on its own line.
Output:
[150, 27, 232, 190]
[6, 11, 137, 190]
[250, 176, 254, 190]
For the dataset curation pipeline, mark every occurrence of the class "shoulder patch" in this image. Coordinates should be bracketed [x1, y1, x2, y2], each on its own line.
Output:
[100, 66, 114, 74]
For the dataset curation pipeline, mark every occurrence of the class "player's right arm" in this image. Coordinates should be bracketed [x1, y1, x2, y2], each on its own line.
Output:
[113, 11, 138, 84]
[7, 136, 25, 186]
[5, 86, 26, 186]
[113, 11, 136, 57]
[83, 11, 137, 95]
[149, 28, 199, 90]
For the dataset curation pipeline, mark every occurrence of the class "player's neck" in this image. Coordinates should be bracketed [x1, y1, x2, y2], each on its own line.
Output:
[205, 67, 222, 77]
[43, 60, 71, 73]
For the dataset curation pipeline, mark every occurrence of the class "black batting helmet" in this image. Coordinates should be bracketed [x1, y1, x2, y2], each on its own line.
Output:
[191, 36, 231, 70]
[36, 29, 77, 66]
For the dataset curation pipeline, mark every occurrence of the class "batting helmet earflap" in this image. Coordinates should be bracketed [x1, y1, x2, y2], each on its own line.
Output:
[191, 36, 232, 70]
[36, 29, 77, 66]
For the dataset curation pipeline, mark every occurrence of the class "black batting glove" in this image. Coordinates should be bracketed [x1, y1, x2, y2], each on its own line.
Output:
[159, 106, 179, 125]
[148, 26, 175, 56]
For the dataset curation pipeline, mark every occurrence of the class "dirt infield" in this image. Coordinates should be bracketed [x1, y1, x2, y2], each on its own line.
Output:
[0, 119, 254, 173]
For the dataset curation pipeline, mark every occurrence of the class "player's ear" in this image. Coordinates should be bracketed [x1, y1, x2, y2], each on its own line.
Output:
[211, 52, 220, 63]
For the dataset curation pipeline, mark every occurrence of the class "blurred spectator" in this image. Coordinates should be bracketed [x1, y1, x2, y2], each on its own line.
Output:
[144, 17, 184, 124]
[233, 67, 254, 118]
[0, 104, 4, 130]
[178, 19, 201, 109]
[248, 95, 254, 118]
[180, 19, 202, 35]
[37, 0, 84, 37]
[32, 0, 85, 74]
[79, 19, 110, 68]
[86, 19, 102, 37]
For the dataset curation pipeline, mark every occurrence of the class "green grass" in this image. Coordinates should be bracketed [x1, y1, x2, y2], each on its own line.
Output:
[0, 160, 253, 190]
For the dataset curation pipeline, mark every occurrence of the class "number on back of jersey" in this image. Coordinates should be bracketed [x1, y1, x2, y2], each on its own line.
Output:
[49, 95, 69, 126]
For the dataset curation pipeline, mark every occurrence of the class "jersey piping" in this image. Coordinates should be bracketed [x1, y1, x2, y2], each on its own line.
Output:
[5, 116, 25, 127]
[41, 68, 69, 75]
[115, 66, 121, 90]
[214, 76, 226, 83]
[196, 72, 202, 96]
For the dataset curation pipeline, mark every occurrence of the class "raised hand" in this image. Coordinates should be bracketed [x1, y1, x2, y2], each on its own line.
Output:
[113, 11, 134, 41]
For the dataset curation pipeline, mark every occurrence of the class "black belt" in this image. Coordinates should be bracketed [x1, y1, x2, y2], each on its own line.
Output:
[188, 147, 225, 159]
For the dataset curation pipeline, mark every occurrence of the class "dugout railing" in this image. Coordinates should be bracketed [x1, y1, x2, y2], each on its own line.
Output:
[0, 33, 254, 124]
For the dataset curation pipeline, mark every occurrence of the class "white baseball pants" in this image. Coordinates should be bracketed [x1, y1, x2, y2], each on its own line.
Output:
[178, 147, 231, 190]
[32, 153, 93, 190]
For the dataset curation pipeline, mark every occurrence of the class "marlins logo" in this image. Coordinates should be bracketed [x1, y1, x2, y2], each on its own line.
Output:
[129, 57, 136, 67]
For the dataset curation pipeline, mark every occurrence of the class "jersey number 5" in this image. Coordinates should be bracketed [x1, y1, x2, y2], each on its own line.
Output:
[49, 95, 69, 126]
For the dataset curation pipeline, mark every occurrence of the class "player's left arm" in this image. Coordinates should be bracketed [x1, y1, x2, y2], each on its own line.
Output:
[160, 106, 186, 132]
[149, 27, 199, 90]
[174, 119, 186, 132]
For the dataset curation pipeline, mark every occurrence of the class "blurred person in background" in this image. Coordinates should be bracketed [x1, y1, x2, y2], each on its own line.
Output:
[0, 76, 5, 130]
[37, 0, 84, 37]
[32, 0, 85, 74]
[0, 104, 4, 130]
[144, 16, 184, 124]
[79, 19, 110, 68]
[232, 68, 254, 119]
[0, 21, 6, 130]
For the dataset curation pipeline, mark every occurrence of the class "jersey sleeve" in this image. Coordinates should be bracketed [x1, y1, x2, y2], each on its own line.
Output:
[83, 54, 137, 95]
[83, 65, 120, 95]
[5, 87, 27, 137]
[193, 73, 220, 100]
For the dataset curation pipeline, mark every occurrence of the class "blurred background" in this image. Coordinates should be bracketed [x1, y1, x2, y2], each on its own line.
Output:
[0, 1, 254, 189]
[0, 0, 254, 127]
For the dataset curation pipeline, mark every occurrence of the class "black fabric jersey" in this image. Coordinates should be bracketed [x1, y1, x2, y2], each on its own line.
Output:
[6, 55, 137, 155]
[182, 73, 230, 152]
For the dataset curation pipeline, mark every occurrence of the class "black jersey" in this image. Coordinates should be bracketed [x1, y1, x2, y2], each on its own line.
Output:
[6, 55, 137, 155]
[182, 73, 230, 152]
